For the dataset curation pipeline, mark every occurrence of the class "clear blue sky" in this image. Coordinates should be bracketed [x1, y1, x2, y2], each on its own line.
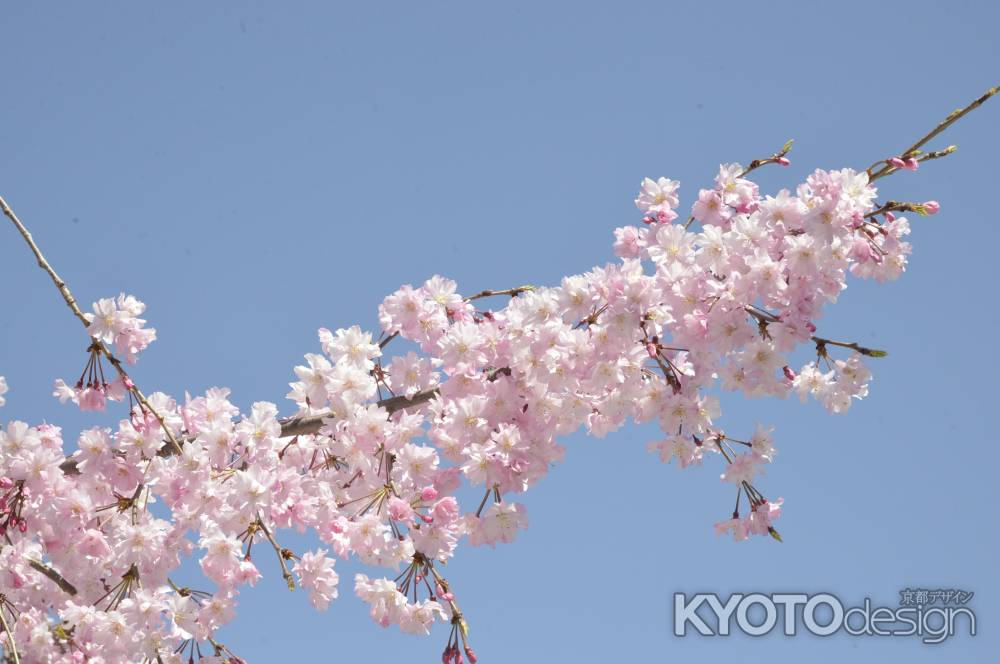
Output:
[1, 2, 997, 661]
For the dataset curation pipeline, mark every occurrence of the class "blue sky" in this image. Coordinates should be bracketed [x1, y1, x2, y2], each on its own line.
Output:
[0, 2, 997, 661]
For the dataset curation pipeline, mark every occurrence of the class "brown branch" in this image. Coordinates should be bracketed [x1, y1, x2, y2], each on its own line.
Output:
[256, 514, 295, 591]
[868, 85, 998, 182]
[464, 285, 535, 302]
[813, 337, 887, 358]
[739, 139, 794, 178]
[26, 558, 78, 596]
[745, 306, 887, 357]
[378, 331, 399, 350]
[863, 200, 938, 219]
[59, 386, 441, 474]
[278, 388, 439, 437]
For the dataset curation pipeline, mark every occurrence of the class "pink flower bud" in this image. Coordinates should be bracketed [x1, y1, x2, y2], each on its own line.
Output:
[642, 215, 655, 225]
[0, 477, 12, 490]
[922, 200, 940, 215]
[465, 647, 478, 664]
[645, 342, 658, 359]
[420, 486, 439, 502]
[783, 366, 796, 381]
[884, 211, 896, 222]
[888, 157, 906, 168]
[776, 156, 790, 166]
[903, 157, 919, 171]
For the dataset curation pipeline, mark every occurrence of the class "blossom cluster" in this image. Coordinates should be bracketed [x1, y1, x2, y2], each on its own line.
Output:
[0, 160, 932, 663]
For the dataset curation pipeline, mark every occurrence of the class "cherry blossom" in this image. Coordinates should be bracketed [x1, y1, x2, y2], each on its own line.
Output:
[0, 86, 995, 663]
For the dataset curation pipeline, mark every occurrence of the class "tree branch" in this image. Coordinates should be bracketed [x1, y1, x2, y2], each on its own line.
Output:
[26, 558, 78, 596]
[464, 285, 535, 302]
[58, 387, 441, 475]
[868, 85, 998, 182]
[2, 196, 189, 456]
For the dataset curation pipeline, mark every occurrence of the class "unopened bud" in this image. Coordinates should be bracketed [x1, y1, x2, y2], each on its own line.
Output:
[775, 156, 790, 166]
[921, 200, 940, 215]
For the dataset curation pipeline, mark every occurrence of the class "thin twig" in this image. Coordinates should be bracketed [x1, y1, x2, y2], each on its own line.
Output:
[255, 515, 295, 591]
[0, 603, 21, 664]
[868, 85, 998, 182]
[745, 306, 887, 357]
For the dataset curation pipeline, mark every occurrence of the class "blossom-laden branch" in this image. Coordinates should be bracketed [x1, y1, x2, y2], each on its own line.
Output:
[0, 85, 996, 663]
[1, 195, 181, 456]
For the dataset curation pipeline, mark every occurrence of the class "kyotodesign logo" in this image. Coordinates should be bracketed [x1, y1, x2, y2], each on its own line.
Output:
[673, 590, 976, 644]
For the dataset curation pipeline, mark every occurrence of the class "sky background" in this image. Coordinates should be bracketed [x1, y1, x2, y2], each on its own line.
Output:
[0, 2, 997, 662]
